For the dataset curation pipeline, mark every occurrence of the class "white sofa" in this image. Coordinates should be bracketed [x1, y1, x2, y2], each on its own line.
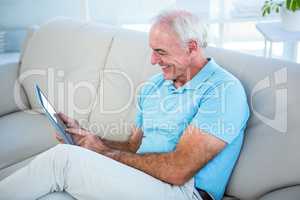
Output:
[0, 18, 300, 200]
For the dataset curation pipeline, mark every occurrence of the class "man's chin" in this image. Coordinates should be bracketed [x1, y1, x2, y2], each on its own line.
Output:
[162, 72, 174, 80]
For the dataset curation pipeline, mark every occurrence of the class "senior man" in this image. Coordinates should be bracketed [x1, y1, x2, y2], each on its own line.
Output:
[0, 10, 249, 200]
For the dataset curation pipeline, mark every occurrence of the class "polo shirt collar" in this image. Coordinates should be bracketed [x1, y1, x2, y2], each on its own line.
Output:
[165, 58, 218, 93]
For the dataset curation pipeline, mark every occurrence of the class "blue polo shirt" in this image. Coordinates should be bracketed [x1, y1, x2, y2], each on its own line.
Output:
[135, 58, 250, 200]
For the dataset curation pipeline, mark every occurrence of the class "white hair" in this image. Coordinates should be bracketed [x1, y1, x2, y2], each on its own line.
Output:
[153, 10, 208, 48]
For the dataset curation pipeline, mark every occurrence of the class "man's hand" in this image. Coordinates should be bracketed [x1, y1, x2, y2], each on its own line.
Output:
[54, 112, 80, 144]
[54, 113, 143, 153]
[57, 112, 80, 129]
[128, 127, 143, 152]
[66, 128, 110, 153]
[55, 127, 110, 154]
[101, 126, 143, 153]
[54, 113, 109, 153]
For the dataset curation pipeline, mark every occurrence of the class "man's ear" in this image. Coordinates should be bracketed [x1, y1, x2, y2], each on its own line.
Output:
[187, 40, 198, 54]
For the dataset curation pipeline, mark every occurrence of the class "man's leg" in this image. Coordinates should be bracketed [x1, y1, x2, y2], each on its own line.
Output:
[0, 144, 201, 200]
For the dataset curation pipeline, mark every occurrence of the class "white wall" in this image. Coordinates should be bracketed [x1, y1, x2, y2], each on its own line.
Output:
[0, 0, 81, 28]
[0, 0, 179, 28]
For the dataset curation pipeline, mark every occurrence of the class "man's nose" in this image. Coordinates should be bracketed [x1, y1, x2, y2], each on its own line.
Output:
[151, 52, 161, 65]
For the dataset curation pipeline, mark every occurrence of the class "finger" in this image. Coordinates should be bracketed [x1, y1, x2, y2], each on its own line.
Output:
[57, 112, 72, 123]
[56, 136, 64, 144]
[57, 112, 80, 128]
[65, 128, 88, 136]
[54, 133, 64, 144]
[57, 112, 78, 127]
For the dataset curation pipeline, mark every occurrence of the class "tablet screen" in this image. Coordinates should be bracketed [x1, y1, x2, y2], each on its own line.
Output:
[39, 90, 58, 123]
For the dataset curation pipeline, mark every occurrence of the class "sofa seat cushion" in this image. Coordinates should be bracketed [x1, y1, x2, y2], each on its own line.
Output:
[259, 186, 300, 200]
[222, 197, 239, 200]
[0, 110, 58, 180]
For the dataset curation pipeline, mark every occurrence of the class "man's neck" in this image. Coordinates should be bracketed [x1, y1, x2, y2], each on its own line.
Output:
[174, 58, 208, 88]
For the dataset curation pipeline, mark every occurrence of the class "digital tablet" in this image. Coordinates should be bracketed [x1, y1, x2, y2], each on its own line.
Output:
[35, 85, 75, 145]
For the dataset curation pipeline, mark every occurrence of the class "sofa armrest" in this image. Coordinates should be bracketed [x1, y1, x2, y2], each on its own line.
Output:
[0, 60, 29, 116]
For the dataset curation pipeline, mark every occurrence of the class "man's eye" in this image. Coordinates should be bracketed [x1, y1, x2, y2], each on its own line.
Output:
[158, 52, 167, 56]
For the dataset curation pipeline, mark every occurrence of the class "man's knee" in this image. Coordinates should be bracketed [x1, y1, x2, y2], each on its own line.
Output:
[52, 144, 82, 159]
[53, 143, 73, 152]
[35, 144, 74, 163]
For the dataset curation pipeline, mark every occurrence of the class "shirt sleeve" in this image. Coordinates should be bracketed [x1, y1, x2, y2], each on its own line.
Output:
[190, 80, 250, 144]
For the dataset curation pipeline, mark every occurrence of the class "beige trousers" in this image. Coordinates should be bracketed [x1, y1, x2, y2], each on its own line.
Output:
[0, 144, 202, 200]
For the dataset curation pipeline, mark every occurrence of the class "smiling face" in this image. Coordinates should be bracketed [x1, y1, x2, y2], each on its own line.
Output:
[149, 23, 194, 83]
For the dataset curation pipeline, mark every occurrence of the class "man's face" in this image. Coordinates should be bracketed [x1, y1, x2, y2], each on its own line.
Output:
[149, 24, 192, 81]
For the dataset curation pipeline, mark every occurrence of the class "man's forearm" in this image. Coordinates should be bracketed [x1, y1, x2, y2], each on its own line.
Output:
[100, 128, 143, 153]
[100, 148, 187, 185]
[101, 139, 136, 152]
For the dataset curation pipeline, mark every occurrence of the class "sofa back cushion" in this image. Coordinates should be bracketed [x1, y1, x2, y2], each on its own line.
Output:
[19, 18, 117, 124]
[89, 29, 159, 141]
[205, 47, 300, 199]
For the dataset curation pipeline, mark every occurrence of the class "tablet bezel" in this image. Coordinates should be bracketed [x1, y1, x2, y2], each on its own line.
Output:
[35, 85, 75, 145]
